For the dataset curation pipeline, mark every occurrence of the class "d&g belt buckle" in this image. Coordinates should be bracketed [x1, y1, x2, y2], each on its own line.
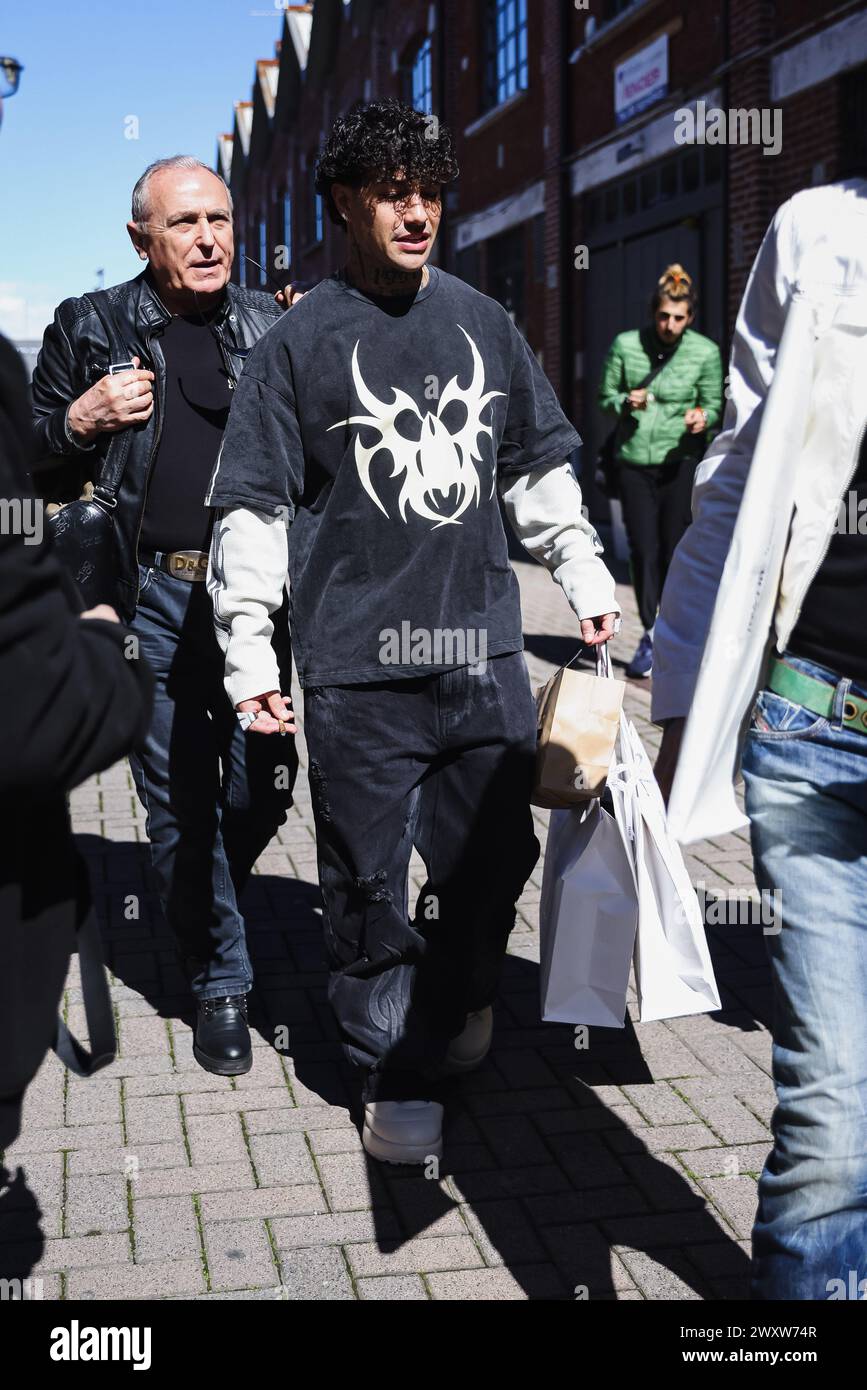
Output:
[166, 550, 208, 582]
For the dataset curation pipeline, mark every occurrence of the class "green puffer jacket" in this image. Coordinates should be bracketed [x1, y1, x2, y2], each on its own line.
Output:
[598, 326, 724, 466]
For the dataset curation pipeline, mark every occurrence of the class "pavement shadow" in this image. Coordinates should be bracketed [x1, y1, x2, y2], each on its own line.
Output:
[522, 633, 592, 669]
[354, 944, 758, 1301]
[74, 824, 765, 1302]
[0, 1163, 44, 1284]
[73, 833, 334, 1061]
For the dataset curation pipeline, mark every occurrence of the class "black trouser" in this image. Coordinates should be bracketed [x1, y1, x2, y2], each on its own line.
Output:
[618, 457, 696, 632]
[302, 652, 540, 1103]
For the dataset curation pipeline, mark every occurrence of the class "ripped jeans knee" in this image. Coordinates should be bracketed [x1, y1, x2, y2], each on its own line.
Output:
[308, 758, 332, 823]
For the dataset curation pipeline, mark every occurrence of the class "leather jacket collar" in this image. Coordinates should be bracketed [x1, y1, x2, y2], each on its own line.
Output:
[137, 267, 234, 332]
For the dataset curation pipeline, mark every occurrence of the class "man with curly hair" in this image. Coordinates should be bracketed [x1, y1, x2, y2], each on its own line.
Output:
[206, 99, 619, 1163]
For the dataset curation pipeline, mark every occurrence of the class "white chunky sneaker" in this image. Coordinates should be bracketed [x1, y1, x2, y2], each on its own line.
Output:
[362, 1100, 444, 1165]
[443, 1006, 494, 1074]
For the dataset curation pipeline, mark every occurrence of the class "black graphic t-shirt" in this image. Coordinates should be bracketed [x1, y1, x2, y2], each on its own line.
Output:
[207, 267, 580, 686]
[788, 426, 867, 684]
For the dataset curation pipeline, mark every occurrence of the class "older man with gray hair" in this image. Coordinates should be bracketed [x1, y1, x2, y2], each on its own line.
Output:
[31, 156, 296, 1075]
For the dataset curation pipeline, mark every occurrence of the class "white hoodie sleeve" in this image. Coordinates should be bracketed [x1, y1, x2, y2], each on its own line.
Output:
[208, 506, 290, 709]
[498, 460, 620, 620]
[650, 198, 797, 724]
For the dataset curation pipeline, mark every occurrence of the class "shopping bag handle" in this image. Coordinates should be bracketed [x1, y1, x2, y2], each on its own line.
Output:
[563, 643, 613, 678]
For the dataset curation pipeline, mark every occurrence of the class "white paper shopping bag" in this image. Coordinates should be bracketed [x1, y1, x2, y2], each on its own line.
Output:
[539, 801, 638, 1029]
[609, 716, 721, 1023]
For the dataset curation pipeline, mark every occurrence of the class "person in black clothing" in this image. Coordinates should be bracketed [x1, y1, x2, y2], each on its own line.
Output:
[207, 101, 620, 1162]
[0, 325, 153, 1146]
[31, 157, 296, 1075]
[1, 41, 150, 1149]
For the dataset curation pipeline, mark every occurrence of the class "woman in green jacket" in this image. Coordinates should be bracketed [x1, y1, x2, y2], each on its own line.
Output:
[598, 264, 723, 677]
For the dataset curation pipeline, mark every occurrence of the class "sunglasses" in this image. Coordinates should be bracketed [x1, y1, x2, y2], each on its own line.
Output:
[0, 57, 23, 98]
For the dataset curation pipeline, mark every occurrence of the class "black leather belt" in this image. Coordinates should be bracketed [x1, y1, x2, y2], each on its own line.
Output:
[139, 548, 208, 582]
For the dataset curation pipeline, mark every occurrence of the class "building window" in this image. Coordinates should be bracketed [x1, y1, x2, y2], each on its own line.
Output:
[310, 163, 323, 244]
[484, 0, 528, 111]
[486, 224, 525, 334]
[282, 191, 292, 270]
[258, 220, 268, 286]
[456, 243, 481, 290]
[408, 36, 433, 113]
[584, 149, 720, 239]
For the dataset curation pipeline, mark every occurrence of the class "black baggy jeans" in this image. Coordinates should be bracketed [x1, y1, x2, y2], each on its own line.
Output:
[302, 651, 540, 1103]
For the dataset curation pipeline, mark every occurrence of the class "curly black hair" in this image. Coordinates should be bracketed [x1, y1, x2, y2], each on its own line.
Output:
[314, 97, 459, 228]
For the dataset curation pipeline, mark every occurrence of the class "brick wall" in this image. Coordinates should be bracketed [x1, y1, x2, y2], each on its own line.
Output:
[774, 83, 839, 205]
[444, 0, 547, 216]
[253, 1, 434, 291]
[227, 0, 858, 404]
[726, 0, 775, 323]
[541, 4, 564, 398]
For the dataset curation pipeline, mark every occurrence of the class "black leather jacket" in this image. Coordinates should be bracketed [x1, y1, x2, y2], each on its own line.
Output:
[31, 270, 284, 621]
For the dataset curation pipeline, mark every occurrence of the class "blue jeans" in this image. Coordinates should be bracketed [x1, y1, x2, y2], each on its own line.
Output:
[129, 562, 296, 1000]
[741, 653, 867, 1300]
[303, 652, 540, 1103]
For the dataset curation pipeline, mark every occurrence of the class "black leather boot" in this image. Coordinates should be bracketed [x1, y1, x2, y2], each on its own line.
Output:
[194, 995, 253, 1076]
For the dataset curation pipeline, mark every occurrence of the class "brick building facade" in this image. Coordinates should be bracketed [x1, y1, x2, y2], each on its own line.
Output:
[218, 0, 867, 490]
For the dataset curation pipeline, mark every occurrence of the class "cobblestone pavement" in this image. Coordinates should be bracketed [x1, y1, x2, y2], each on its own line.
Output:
[0, 557, 773, 1302]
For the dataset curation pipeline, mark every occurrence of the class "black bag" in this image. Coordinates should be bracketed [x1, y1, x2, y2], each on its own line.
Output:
[594, 348, 676, 501]
[595, 428, 621, 501]
[45, 292, 138, 610]
[53, 887, 117, 1079]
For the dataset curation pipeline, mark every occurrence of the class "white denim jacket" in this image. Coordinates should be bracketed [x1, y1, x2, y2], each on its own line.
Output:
[652, 179, 867, 842]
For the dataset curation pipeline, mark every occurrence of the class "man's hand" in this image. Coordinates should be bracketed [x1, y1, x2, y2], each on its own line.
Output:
[684, 407, 707, 434]
[626, 389, 648, 411]
[580, 613, 619, 647]
[67, 356, 155, 444]
[80, 604, 120, 623]
[236, 690, 297, 735]
[654, 717, 685, 805]
[274, 284, 306, 310]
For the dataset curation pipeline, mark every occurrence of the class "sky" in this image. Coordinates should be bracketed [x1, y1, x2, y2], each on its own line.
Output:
[0, 0, 288, 341]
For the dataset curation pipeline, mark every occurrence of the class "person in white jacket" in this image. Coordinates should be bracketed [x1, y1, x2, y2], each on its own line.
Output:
[653, 177, 867, 1300]
[205, 99, 619, 1165]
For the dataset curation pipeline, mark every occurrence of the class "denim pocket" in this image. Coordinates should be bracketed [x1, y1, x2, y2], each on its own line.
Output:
[137, 563, 157, 597]
[749, 688, 828, 740]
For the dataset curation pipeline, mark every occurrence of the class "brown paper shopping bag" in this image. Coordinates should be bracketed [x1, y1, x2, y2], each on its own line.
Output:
[532, 644, 625, 809]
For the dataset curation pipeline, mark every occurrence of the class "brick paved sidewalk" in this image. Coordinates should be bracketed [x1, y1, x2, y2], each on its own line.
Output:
[0, 559, 772, 1301]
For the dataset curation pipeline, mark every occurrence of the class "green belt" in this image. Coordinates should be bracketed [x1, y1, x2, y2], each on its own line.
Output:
[767, 658, 867, 736]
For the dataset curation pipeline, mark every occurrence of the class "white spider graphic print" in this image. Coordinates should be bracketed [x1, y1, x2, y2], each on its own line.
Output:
[328, 325, 505, 528]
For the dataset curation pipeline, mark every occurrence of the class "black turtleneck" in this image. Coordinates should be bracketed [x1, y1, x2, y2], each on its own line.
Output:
[139, 308, 232, 556]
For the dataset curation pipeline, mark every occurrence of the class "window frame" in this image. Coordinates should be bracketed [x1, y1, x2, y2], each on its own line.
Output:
[258, 219, 268, 287]
[282, 189, 293, 271]
[310, 161, 324, 245]
[483, 0, 529, 114]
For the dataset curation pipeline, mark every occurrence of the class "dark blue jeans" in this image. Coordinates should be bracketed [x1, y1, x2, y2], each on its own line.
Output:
[129, 562, 297, 1000]
[302, 652, 540, 1103]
